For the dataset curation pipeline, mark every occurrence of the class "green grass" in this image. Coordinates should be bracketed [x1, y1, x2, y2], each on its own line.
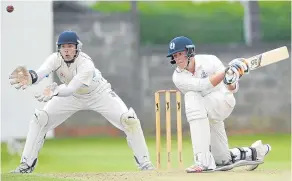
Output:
[259, 2, 291, 42]
[1, 134, 291, 180]
[91, 1, 244, 15]
[91, 1, 291, 45]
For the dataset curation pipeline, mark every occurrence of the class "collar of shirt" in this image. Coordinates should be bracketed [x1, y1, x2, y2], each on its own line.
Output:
[175, 55, 203, 75]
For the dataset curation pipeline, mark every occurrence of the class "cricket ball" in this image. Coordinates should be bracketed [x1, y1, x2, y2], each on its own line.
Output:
[7, 5, 14, 13]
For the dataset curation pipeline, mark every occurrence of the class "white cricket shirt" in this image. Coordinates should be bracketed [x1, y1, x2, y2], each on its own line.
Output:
[173, 54, 237, 96]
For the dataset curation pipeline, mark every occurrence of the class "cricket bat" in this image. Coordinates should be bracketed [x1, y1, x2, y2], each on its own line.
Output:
[245, 46, 290, 71]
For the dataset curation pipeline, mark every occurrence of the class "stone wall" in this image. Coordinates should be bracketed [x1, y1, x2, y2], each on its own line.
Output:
[54, 12, 291, 137]
[140, 43, 291, 135]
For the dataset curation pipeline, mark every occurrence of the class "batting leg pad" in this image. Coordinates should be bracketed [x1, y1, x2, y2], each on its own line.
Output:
[185, 92, 216, 169]
[189, 119, 216, 170]
[212, 160, 264, 172]
[212, 146, 257, 171]
[121, 107, 151, 166]
[230, 147, 257, 162]
[21, 109, 49, 167]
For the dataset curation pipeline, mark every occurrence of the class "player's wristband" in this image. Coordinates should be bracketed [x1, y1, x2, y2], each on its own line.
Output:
[29, 70, 38, 84]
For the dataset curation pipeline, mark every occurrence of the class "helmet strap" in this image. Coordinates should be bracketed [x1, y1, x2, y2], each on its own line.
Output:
[184, 45, 195, 70]
[182, 56, 190, 70]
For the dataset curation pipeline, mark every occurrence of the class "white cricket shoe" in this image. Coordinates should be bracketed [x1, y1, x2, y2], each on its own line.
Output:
[185, 164, 214, 173]
[139, 162, 155, 171]
[247, 140, 271, 171]
[10, 162, 35, 174]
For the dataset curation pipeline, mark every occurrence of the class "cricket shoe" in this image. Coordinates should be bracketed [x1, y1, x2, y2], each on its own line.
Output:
[246, 140, 271, 171]
[10, 162, 35, 173]
[139, 162, 155, 171]
[185, 164, 213, 173]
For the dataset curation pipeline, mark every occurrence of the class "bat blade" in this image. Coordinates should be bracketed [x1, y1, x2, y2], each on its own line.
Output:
[246, 46, 290, 71]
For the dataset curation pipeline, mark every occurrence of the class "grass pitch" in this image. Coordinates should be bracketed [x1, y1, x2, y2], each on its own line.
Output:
[1, 134, 291, 181]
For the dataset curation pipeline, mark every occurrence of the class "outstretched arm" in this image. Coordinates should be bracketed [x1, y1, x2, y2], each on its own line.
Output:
[173, 71, 226, 92]
[34, 53, 59, 84]
[35, 62, 95, 102]
[174, 65, 244, 93]
[9, 54, 57, 89]
[35, 77, 85, 102]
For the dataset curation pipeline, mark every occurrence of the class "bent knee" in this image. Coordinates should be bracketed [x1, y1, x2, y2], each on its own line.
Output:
[120, 108, 141, 132]
[185, 103, 207, 122]
[32, 109, 49, 127]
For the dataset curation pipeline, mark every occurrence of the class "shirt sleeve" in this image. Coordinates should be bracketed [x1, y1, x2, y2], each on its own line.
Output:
[35, 53, 59, 83]
[56, 78, 84, 97]
[211, 55, 226, 73]
[173, 72, 214, 92]
[74, 60, 95, 86]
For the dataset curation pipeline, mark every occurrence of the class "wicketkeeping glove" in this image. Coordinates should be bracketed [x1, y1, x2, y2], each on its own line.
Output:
[35, 82, 59, 102]
[9, 66, 38, 90]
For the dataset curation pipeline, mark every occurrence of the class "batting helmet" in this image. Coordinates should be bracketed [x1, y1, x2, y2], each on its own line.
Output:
[56, 31, 82, 52]
[167, 36, 195, 64]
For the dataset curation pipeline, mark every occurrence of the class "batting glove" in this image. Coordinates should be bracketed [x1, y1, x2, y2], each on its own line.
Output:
[223, 65, 241, 85]
[228, 58, 250, 75]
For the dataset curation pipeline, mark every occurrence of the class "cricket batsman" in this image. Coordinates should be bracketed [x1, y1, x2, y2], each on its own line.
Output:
[167, 36, 271, 173]
[9, 31, 154, 173]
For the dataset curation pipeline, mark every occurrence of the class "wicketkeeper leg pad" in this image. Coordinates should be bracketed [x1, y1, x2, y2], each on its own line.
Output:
[120, 107, 151, 167]
[21, 109, 48, 167]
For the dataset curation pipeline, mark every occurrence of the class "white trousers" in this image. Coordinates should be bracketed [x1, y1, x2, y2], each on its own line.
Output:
[43, 90, 129, 132]
[185, 91, 236, 167]
[21, 88, 151, 168]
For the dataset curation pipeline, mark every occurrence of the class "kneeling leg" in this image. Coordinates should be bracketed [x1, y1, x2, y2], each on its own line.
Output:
[210, 120, 271, 171]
